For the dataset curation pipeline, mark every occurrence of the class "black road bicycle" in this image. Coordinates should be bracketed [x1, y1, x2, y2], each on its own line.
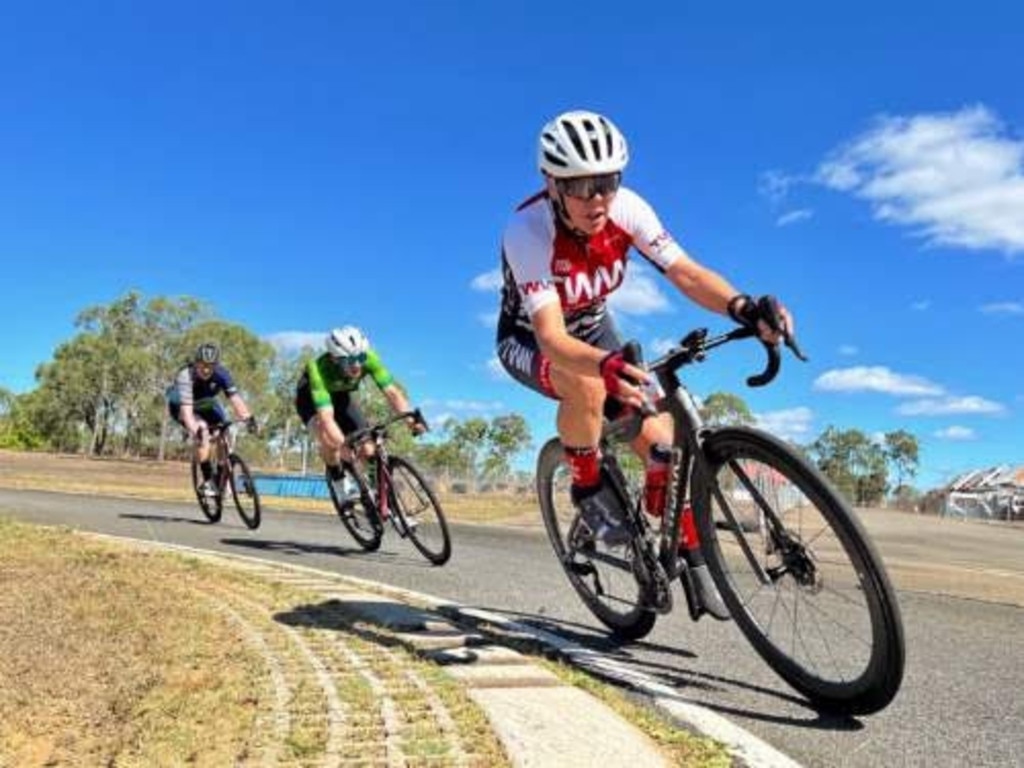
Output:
[190, 420, 262, 530]
[536, 327, 905, 715]
[326, 410, 452, 566]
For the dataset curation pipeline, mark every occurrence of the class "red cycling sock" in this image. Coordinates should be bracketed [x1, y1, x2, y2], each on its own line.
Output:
[563, 445, 601, 488]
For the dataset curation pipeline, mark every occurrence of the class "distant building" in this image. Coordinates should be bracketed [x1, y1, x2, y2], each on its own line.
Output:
[938, 464, 1024, 521]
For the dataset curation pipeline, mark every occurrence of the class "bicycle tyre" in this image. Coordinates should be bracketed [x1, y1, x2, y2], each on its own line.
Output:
[387, 456, 452, 566]
[227, 454, 262, 530]
[328, 464, 383, 551]
[536, 437, 657, 641]
[191, 457, 221, 523]
[693, 426, 905, 714]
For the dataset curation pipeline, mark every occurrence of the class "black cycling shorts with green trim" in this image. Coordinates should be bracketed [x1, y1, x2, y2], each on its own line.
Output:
[295, 386, 368, 435]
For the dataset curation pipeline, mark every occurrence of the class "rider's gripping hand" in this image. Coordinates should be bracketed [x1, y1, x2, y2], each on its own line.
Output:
[728, 294, 795, 345]
[598, 351, 649, 409]
[245, 416, 260, 436]
[407, 412, 428, 436]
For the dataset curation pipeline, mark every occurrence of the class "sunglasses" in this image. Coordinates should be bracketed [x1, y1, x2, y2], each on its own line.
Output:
[334, 353, 367, 366]
[555, 172, 622, 200]
[195, 363, 215, 376]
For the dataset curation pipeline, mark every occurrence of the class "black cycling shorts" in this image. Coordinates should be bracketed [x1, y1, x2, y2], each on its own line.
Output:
[295, 386, 368, 436]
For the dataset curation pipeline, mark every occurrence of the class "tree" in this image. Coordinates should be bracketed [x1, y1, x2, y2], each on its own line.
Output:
[699, 392, 754, 426]
[808, 426, 889, 506]
[884, 430, 919, 495]
[482, 414, 532, 478]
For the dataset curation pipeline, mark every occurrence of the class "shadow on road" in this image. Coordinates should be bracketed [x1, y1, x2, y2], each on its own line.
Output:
[119, 512, 214, 526]
[220, 536, 372, 559]
[448, 604, 865, 732]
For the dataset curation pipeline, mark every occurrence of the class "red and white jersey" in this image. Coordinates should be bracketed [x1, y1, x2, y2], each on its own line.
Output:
[499, 187, 685, 336]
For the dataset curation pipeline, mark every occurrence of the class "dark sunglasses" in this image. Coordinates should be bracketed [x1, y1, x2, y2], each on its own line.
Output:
[555, 172, 622, 200]
[335, 353, 367, 366]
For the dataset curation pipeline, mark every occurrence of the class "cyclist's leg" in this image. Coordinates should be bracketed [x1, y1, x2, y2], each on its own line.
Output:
[296, 384, 345, 476]
[333, 393, 372, 463]
[498, 318, 626, 542]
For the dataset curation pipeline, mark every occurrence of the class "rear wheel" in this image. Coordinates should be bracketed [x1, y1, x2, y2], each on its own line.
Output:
[693, 426, 905, 714]
[227, 454, 261, 530]
[191, 457, 221, 523]
[328, 463, 383, 551]
[387, 456, 451, 566]
[536, 438, 657, 641]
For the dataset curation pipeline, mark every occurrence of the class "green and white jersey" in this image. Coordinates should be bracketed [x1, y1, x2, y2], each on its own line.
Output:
[302, 350, 394, 409]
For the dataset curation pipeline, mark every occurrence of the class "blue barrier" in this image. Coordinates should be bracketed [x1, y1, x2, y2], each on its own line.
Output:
[253, 473, 334, 499]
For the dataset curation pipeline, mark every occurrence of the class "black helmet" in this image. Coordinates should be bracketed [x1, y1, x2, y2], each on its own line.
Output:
[194, 342, 220, 365]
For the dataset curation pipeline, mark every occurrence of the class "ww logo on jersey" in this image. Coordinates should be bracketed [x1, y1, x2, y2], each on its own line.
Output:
[562, 259, 626, 306]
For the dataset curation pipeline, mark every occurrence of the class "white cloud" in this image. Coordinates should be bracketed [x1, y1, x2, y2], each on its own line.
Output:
[911, 300, 931, 311]
[816, 106, 1024, 255]
[979, 301, 1024, 315]
[471, 268, 503, 292]
[758, 170, 798, 205]
[776, 209, 813, 227]
[422, 397, 505, 414]
[486, 356, 509, 381]
[813, 366, 944, 396]
[265, 331, 323, 353]
[608, 264, 672, 315]
[755, 407, 814, 442]
[838, 344, 859, 356]
[934, 425, 977, 441]
[649, 337, 676, 355]
[897, 396, 1006, 416]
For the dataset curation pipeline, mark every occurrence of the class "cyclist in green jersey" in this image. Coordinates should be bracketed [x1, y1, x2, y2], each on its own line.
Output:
[295, 326, 425, 482]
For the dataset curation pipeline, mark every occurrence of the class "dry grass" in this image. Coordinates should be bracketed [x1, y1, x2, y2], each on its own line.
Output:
[0, 517, 264, 767]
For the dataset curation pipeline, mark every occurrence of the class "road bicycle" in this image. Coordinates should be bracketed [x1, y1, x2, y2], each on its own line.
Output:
[326, 409, 452, 566]
[536, 326, 905, 714]
[189, 420, 262, 530]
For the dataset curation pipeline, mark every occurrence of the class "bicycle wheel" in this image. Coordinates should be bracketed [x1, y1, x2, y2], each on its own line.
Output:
[328, 464, 383, 551]
[387, 456, 452, 565]
[536, 438, 657, 641]
[693, 426, 905, 714]
[191, 458, 221, 523]
[227, 454, 262, 530]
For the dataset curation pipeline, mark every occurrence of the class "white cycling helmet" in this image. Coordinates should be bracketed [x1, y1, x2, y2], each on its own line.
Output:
[326, 326, 369, 358]
[538, 110, 629, 178]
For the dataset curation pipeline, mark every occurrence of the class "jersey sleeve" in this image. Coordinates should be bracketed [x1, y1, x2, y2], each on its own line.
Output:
[612, 187, 687, 272]
[501, 211, 561, 316]
[307, 356, 333, 409]
[364, 350, 395, 390]
[215, 365, 239, 397]
[173, 367, 194, 407]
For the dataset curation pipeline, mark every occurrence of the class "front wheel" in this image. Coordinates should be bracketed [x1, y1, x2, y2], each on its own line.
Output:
[227, 454, 262, 530]
[387, 456, 452, 566]
[693, 427, 905, 714]
[191, 458, 221, 523]
[536, 438, 657, 641]
[329, 463, 383, 551]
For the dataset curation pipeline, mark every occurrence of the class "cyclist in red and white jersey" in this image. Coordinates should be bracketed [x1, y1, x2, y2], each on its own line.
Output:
[496, 110, 794, 613]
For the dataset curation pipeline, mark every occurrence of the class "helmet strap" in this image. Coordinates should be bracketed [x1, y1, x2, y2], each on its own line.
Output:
[550, 191, 589, 240]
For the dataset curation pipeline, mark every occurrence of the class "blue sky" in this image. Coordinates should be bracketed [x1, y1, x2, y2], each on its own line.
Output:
[1, 1, 1021, 487]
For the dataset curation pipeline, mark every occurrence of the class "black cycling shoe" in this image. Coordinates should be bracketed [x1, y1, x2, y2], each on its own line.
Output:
[571, 482, 631, 547]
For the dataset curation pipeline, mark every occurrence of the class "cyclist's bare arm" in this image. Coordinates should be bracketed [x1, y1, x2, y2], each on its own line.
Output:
[227, 392, 252, 421]
[381, 383, 411, 414]
[662, 253, 795, 344]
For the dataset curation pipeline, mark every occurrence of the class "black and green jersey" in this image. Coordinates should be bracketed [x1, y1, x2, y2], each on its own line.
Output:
[303, 350, 394, 409]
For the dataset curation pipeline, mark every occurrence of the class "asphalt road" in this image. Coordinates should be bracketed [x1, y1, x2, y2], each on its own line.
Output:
[2, 488, 1022, 768]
